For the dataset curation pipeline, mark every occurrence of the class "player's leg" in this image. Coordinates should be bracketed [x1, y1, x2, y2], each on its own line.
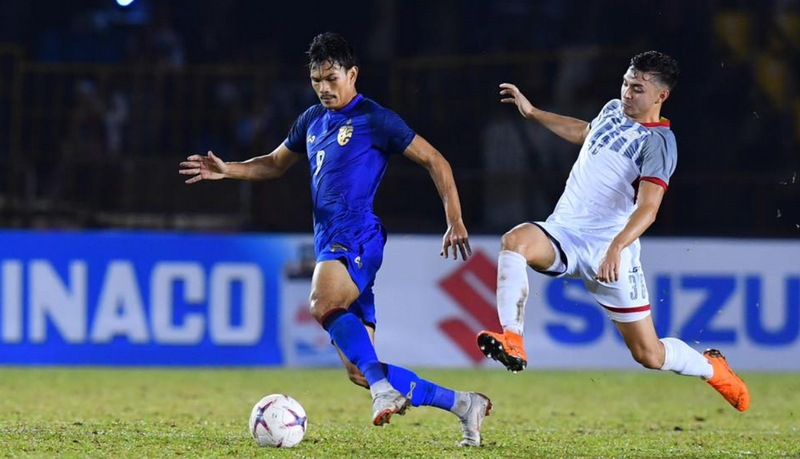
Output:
[334, 323, 474, 415]
[344, 285, 465, 416]
[309, 260, 408, 425]
[592, 239, 750, 412]
[614, 316, 750, 411]
[614, 315, 685, 370]
[334, 320, 491, 446]
[333, 324, 375, 389]
[497, 223, 558, 331]
[478, 222, 564, 371]
[383, 362, 492, 446]
[309, 260, 370, 380]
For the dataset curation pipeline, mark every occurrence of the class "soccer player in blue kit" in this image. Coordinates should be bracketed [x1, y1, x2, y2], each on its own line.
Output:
[180, 33, 491, 446]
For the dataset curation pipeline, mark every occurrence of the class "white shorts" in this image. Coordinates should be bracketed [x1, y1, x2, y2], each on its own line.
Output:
[532, 221, 651, 323]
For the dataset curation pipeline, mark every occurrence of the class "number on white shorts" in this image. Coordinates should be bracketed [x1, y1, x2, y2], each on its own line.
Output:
[629, 274, 638, 300]
[628, 272, 646, 301]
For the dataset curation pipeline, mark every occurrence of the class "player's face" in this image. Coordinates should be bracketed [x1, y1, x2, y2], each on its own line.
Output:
[620, 67, 669, 120]
[310, 61, 358, 110]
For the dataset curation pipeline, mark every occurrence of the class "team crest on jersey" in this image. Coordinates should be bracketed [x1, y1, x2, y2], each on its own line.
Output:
[307, 135, 316, 143]
[337, 119, 353, 146]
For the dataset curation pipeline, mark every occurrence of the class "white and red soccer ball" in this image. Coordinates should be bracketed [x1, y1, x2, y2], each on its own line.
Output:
[249, 394, 308, 448]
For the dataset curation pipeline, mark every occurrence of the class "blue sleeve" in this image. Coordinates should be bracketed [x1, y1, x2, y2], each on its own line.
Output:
[284, 107, 316, 153]
[375, 109, 416, 155]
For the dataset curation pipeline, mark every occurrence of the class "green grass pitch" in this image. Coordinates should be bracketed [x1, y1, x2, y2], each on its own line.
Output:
[0, 368, 798, 458]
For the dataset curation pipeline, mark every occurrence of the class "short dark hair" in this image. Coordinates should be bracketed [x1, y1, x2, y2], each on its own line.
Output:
[630, 51, 680, 90]
[307, 32, 358, 70]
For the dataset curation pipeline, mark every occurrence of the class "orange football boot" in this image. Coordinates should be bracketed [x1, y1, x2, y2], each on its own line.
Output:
[476, 330, 527, 372]
[704, 349, 750, 412]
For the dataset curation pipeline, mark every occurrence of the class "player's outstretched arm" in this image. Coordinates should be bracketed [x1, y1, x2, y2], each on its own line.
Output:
[403, 135, 471, 261]
[597, 181, 665, 282]
[179, 144, 301, 183]
[499, 83, 590, 146]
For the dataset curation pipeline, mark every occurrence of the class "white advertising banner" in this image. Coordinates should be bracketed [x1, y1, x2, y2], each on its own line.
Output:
[304, 236, 800, 371]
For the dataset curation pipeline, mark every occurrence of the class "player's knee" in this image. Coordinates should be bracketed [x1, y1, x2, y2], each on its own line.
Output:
[630, 345, 663, 369]
[500, 229, 526, 253]
[502, 226, 553, 270]
[309, 292, 349, 324]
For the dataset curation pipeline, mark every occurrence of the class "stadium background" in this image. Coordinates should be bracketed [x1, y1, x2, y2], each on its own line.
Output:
[1, 2, 800, 458]
[1, 3, 799, 371]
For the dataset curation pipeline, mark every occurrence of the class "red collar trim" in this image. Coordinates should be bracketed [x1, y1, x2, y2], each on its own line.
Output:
[641, 117, 670, 128]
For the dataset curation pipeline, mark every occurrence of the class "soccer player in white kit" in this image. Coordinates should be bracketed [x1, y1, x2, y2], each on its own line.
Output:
[477, 51, 750, 411]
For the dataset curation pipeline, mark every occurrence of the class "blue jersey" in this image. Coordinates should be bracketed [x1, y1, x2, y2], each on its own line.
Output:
[284, 94, 416, 256]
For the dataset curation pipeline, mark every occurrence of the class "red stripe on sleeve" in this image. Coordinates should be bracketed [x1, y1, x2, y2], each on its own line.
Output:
[640, 176, 668, 191]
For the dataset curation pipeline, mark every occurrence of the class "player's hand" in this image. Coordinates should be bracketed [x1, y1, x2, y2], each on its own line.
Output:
[441, 219, 472, 261]
[499, 83, 536, 119]
[179, 151, 228, 184]
[596, 246, 621, 283]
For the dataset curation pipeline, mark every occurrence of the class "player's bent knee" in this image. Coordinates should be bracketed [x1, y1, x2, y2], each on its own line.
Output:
[500, 230, 539, 262]
[500, 229, 525, 252]
[501, 225, 554, 270]
[309, 294, 350, 324]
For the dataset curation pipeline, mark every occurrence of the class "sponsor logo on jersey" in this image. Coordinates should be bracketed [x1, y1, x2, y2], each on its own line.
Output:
[622, 129, 643, 142]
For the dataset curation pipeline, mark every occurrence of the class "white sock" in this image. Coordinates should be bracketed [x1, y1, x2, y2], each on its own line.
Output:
[497, 250, 529, 335]
[659, 337, 714, 379]
[450, 391, 471, 417]
[369, 378, 394, 397]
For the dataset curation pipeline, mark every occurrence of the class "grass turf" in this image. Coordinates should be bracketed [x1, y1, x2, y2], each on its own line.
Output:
[0, 368, 798, 458]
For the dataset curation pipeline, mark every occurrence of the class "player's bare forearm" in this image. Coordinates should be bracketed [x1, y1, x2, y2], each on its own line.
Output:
[403, 134, 471, 260]
[225, 156, 280, 180]
[227, 144, 301, 181]
[597, 181, 664, 283]
[527, 108, 590, 146]
[429, 154, 463, 225]
[609, 181, 665, 252]
[609, 205, 658, 252]
[403, 136, 462, 223]
[499, 83, 589, 145]
[428, 158, 471, 260]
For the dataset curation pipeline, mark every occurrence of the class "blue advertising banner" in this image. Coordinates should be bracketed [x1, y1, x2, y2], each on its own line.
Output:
[3, 232, 798, 370]
[0, 231, 298, 366]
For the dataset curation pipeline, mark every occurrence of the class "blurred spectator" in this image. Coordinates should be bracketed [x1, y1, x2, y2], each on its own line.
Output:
[0, 0, 797, 235]
[105, 91, 130, 155]
[481, 105, 531, 230]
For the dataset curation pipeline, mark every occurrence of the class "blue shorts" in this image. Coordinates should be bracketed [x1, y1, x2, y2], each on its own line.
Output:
[316, 228, 385, 326]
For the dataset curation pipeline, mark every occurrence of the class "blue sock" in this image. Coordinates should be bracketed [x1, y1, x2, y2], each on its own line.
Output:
[322, 309, 385, 385]
[383, 364, 456, 411]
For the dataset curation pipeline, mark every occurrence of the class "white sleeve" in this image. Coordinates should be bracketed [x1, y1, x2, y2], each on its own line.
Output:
[640, 131, 677, 188]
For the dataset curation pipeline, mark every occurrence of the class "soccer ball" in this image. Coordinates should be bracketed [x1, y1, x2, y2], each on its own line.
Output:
[249, 394, 307, 448]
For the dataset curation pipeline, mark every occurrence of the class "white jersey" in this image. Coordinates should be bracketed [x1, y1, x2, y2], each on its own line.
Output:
[547, 99, 678, 233]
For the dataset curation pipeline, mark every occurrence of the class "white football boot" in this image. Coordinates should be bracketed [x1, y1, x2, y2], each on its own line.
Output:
[371, 388, 410, 426]
[457, 392, 492, 447]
